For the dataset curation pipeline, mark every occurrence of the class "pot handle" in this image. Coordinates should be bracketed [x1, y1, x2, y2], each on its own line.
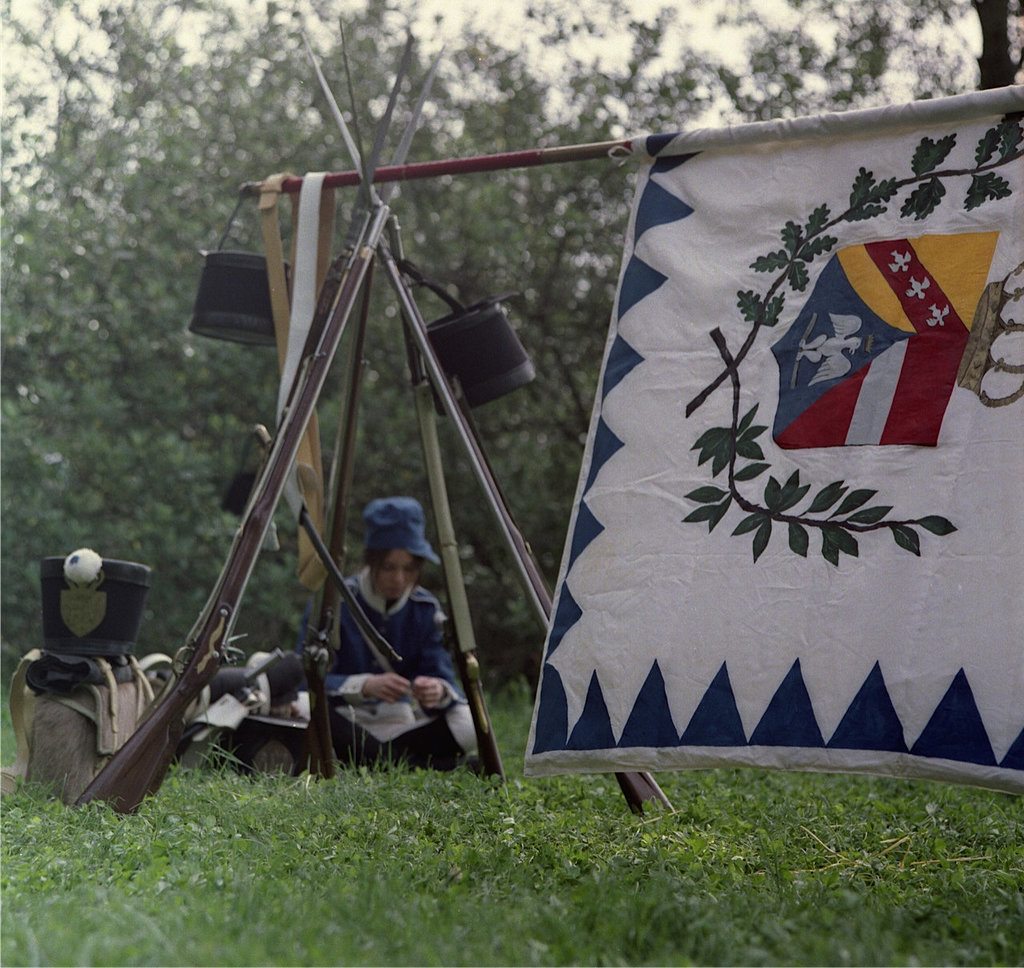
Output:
[397, 258, 465, 314]
[214, 193, 249, 252]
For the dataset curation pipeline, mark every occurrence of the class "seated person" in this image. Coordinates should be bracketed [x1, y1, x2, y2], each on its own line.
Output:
[323, 496, 477, 770]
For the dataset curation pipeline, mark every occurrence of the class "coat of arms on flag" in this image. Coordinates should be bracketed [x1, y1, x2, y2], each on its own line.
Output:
[772, 232, 998, 449]
[525, 89, 1024, 794]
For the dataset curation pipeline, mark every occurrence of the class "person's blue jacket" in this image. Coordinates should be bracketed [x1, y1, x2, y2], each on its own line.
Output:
[326, 572, 459, 699]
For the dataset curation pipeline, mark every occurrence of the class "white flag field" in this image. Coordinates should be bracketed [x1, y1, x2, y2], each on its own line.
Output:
[525, 88, 1024, 794]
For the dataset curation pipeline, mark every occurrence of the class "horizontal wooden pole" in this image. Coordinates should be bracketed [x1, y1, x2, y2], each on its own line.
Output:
[244, 139, 635, 195]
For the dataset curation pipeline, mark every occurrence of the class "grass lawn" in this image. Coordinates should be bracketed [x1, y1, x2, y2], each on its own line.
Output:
[1, 681, 1021, 966]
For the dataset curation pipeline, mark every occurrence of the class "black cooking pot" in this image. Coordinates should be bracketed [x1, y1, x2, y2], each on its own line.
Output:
[427, 295, 535, 408]
[188, 250, 282, 346]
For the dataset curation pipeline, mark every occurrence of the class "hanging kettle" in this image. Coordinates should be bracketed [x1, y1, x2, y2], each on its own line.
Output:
[187, 250, 281, 347]
[414, 263, 534, 408]
[187, 195, 283, 347]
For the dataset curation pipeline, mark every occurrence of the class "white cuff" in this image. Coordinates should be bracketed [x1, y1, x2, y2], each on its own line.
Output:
[337, 673, 373, 704]
[437, 680, 462, 711]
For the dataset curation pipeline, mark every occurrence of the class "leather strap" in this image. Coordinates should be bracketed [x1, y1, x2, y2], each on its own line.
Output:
[258, 174, 333, 590]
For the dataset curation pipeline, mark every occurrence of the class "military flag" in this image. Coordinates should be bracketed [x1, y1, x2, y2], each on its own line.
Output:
[525, 89, 1024, 794]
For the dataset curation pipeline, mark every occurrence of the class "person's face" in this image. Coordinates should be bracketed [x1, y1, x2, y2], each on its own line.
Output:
[371, 549, 420, 601]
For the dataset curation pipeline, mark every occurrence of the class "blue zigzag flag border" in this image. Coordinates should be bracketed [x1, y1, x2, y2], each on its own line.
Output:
[549, 163, 692, 649]
[533, 658, 1023, 773]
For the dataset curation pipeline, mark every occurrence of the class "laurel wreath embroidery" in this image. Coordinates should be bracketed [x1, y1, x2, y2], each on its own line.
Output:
[683, 118, 1024, 565]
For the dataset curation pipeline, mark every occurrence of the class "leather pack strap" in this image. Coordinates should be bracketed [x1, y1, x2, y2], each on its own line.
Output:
[258, 172, 294, 368]
[1, 650, 40, 793]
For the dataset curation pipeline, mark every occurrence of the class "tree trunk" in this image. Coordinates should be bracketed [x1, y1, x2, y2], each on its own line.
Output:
[972, 0, 1022, 88]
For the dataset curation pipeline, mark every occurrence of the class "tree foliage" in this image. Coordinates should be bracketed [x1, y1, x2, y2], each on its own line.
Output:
[0, 0, 1009, 684]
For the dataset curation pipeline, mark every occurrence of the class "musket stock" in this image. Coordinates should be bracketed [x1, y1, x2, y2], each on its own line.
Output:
[76, 605, 230, 811]
[300, 628, 335, 777]
[450, 640, 504, 779]
[300, 263, 375, 778]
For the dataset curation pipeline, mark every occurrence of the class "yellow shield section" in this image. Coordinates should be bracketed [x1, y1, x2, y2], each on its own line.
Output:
[60, 586, 107, 637]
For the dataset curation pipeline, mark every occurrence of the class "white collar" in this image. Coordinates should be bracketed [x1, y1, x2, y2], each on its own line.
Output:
[357, 566, 413, 616]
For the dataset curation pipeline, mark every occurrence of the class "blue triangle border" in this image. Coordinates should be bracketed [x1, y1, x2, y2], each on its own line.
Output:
[567, 671, 616, 750]
[680, 662, 747, 746]
[619, 661, 679, 748]
[749, 659, 825, 748]
[827, 661, 908, 753]
[911, 669, 997, 766]
[532, 663, 569, 754]
[583, 417, 625, 494]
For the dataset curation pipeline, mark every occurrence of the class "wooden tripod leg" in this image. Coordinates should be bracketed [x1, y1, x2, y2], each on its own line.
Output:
[411, 381, 505, 779]
[617, 771, 672, 814]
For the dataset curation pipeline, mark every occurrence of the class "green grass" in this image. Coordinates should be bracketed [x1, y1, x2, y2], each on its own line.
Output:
[2, 683, 1022, 967]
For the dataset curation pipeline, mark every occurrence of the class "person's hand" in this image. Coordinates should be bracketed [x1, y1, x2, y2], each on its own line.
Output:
[361, 672, 411, 702]
[412, 675, 447, 709]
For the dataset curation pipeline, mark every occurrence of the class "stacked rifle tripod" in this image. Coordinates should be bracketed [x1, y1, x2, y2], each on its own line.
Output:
[299, 215, 671, 814]
[77, 36, 670, 814]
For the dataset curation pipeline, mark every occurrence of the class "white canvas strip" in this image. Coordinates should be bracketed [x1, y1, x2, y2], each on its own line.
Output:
[276, 171, 327, 420]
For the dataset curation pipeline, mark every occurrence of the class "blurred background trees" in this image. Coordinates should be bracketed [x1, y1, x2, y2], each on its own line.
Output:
[2, 0, 1018, 685]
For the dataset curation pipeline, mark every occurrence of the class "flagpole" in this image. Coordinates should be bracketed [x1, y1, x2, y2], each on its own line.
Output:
[244, 139, 636, 195]
[244, 85, 1024, 198]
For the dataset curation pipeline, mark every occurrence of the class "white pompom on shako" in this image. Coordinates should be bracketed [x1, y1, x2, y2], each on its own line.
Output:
[63, 548, 103, 585]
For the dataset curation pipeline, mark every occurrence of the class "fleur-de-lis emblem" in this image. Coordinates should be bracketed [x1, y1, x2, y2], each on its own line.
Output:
[889, 249, 912, 273]
[928, 304, 950, 327]
[906, 276, 930, 299]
